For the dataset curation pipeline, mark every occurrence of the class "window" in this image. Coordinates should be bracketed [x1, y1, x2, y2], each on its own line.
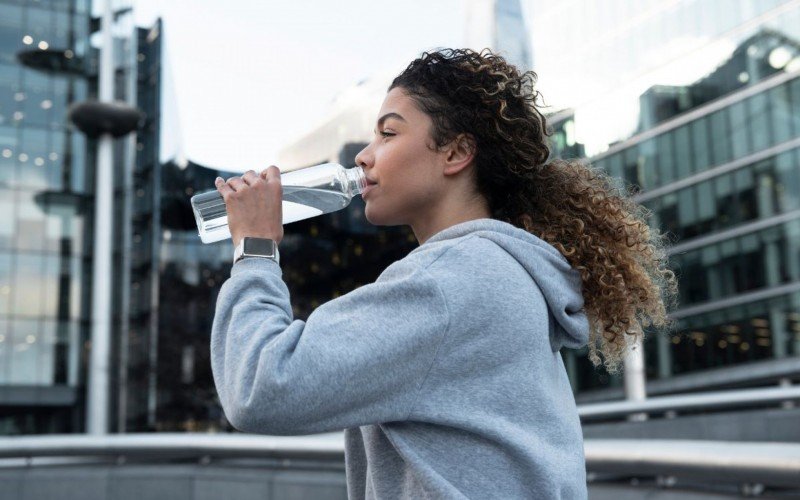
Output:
[709, 110, 731, 166]
[690, 117, 711, 173]
[0, 124, 16, 186]
[775, 149, 800, 212]
[657, 133, 675, 185]
[768, 84, 792, 145]
[0, 4, 22, 65]
[729, 101, 750, 158]
[18, 127, 49, 189]
[638, 138, 659, 190]
[748, 93, 770, 152]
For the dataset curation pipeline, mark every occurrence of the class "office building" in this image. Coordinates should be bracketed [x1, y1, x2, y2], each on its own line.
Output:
[531, 0, 800, 397]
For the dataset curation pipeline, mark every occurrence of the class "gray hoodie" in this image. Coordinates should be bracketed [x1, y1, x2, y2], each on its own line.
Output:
[211, 218, 590, 499]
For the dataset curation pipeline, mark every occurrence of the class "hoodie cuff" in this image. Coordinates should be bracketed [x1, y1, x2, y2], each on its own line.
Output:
[231, 256, 283, 279]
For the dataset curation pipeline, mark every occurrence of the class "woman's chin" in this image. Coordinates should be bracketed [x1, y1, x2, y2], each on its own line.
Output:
[364, 203, 394, 226]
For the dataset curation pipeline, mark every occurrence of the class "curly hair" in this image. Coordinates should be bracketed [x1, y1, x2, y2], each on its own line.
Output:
[390, 48, 680, 374]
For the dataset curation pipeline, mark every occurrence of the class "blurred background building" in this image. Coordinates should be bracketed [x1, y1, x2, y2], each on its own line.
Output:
[0, 0, 95, 433]
[532, 0, 800, 404]
[0, 0, 799, 438]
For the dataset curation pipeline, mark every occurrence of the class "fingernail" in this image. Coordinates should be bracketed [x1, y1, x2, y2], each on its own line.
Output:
[215, 177, 222, 184]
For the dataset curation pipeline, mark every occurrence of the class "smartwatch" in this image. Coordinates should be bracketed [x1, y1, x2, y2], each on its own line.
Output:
[233, 237, 280, 265]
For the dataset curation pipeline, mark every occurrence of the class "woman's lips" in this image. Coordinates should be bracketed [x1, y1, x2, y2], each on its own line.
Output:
[362, 183, 377, 198]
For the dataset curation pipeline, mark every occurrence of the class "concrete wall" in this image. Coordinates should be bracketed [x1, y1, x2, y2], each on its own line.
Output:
[0, 463, 347, 500]
[583, 406, 800, 441]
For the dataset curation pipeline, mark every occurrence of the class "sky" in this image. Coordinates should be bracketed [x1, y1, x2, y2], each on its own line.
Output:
[129, 0, 516, 171]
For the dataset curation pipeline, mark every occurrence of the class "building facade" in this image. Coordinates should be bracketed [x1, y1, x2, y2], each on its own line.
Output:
[0, 0, 93, 434]
[533, 0, 800, 395]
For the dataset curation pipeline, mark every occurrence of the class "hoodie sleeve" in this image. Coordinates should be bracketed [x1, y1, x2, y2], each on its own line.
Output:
[210, 256, 450, 435]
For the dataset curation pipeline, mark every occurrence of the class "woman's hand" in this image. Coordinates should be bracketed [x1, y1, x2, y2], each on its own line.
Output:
[215, 166, 284, 248]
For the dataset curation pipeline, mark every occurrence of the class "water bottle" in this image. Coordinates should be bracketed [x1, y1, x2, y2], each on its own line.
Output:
[190, 163, 368, 244]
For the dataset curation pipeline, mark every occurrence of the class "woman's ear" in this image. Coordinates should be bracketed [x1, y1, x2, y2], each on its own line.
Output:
[443, 133, 477, 176]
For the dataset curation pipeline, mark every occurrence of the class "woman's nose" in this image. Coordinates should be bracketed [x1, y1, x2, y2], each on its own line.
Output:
[354, 144, 372, 168]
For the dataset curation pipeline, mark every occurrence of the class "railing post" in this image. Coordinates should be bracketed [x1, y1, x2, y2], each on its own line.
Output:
[624, 334, 648, 421]
[779, 378, 794, 410]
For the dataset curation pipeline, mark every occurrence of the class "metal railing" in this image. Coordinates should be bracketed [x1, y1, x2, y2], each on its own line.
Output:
[0, 432, 344, 464]
[584, 439, 800, 494]
[578, 385, 800, 421]
[0, 433, 798, 494]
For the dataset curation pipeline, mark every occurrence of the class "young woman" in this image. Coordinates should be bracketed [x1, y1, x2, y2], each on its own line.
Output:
[211, 48, 678, 499]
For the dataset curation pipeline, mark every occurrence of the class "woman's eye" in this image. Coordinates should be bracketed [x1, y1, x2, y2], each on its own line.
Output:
[379, 131, 395, 137]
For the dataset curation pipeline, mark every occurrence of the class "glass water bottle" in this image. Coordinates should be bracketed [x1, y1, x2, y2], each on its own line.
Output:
[190, 163, 368, 244]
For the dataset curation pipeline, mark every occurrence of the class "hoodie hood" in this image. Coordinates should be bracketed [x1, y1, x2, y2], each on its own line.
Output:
[419, 218, 590, 352]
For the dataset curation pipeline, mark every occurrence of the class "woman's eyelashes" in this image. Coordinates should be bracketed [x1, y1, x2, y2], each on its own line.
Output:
[379, 130, 395, 138]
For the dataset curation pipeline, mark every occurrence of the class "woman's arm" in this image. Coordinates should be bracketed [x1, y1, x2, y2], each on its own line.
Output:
[211, 256, 450, 435]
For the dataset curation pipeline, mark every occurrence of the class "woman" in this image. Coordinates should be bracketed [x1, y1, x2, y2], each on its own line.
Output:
[211, 48, 678, 499]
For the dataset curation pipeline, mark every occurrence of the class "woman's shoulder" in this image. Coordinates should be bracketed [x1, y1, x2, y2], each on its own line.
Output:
[382, 233, 518, 284]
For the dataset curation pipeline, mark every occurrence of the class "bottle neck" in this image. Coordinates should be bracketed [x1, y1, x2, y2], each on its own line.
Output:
[345, 166, 368, 196]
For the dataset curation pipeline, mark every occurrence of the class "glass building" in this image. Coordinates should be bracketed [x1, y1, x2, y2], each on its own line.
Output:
[466, 0, 533, 71]
[0, 0, 93, 434]
[532, 0, 800, 395]
[0, 0, 169, 435]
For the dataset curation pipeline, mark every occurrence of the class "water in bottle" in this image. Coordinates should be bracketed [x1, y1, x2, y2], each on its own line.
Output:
[190, 163, 368, 243]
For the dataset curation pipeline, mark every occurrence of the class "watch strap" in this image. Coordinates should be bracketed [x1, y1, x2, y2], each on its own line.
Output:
[233, 237, 280, 265]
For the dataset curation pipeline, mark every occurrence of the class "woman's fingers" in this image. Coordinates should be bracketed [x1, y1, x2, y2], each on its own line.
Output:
[216, 167, 276, 198]
[215, 177, 234, 197]
[241, 170, 260, 186]
[261, 165, 280, 181]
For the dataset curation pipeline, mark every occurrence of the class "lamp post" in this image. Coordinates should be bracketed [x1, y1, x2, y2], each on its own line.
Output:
[18, 0, 142, 435]
[66, 0, 142, 435]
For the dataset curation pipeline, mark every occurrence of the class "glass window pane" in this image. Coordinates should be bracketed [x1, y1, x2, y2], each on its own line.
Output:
[42, 253, 59, 318]
[749, 93, 769, 152]
[678, 186, 697, 226]
[0, 63, 22, 131]
[784, 220, 800, 282]
[0, 188, 13, 247]
[70, 257, 86, 320]
[769, 84, 792, 145]
[776, 149, 800, 211]
[21, 69, 51, 128]
[13, 254, 44, 317]
[70, 132, 87, 193]
[18, 128, 49, 189]
[741, 233, 759, 253]
[16, 189, 46, 251]
[709, 109, 731, 165]
[735, 167, 754, 191]
[9, 318, 52, 385]
[0, 128, 16, 191]
[0, 251, 10, 315]
[24, 8, 53, 55]
[46, 131, 65, 190]
[690, 117, 710, 173]
[0, 319, 8, 383]
[729, 101, 749, 158]
[0, 4, 22, 66]
[674, 126, 692, 179]
[697, 180, 715, 220]
[638, 138, 659, 190]
[657, 133, 675, 184]
[623, 148, 639, 189]
[789, 77, 800, 138]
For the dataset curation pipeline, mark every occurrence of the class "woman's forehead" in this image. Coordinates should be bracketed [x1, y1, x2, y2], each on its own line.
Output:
[379, 88, 424, 123]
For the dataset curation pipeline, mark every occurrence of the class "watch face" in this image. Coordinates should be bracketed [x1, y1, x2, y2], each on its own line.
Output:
[243, 238, 275, 256]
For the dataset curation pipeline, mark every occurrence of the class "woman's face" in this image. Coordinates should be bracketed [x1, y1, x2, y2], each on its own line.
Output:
[355, 87, 448, 227]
